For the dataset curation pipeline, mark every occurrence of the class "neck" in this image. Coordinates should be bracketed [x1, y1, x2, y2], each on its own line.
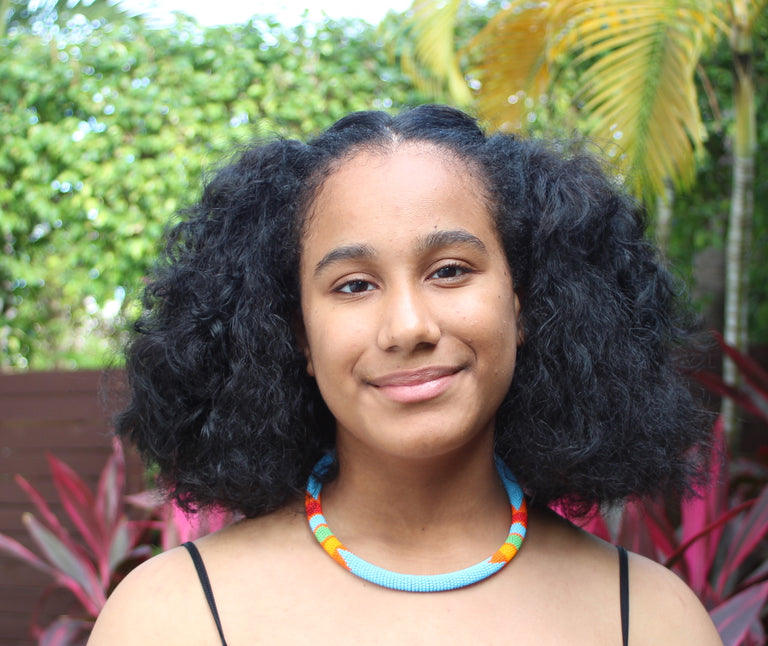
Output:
[318, 440, 510, 573]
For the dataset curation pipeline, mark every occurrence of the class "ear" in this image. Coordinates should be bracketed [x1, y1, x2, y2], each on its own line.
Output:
[293, 317, 315, 377]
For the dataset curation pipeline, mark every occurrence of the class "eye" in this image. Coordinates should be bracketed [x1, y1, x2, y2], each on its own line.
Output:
[336, 279, 376, 294]
[430, 263, 472, 280]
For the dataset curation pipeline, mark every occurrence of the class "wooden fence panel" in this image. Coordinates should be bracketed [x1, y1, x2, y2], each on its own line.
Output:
[0, 370, 144, 646]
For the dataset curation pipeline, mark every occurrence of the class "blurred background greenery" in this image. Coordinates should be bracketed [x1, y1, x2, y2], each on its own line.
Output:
[1, 0, 766, 380]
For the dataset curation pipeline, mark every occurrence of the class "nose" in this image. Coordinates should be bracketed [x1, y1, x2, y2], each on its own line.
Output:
[376, 283, 441, 352]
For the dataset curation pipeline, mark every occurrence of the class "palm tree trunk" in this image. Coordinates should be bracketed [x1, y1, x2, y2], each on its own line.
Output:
[722, 14, 756, 448]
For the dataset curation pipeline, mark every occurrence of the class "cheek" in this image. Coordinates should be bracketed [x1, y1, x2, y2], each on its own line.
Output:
[479, 292, 520, 374]
[464, 284, 519, 337]
[303, 314, 369, 382]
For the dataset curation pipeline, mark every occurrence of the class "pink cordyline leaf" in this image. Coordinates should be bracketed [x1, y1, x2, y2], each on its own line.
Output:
[127, 544, 154, 562]
[172, 504, 195, 545]
[47, 453, 104, 567]
[617, 502, 673, 562]
[693, 371, 768, 421]
[108, 522, 132, 572]
[127, 518, 164, 539]
[169, 504, 234, 544]
[743, 382, 768, 422]
[172, 504, 219, 544]
[96, 439, 125, 533]
[13, 478, 100, 572]
[200, 508, 233, 535]
[666, 500, 755, 569]
[621, 499, 679, 563]
[713, 330, 768, 395]
[22, 514, 105, 615]
[30, 582, 63, 639]
[37, 616, 90, 646]
[14, 474, 72, 544]
[41, 567, 101, 620]
[740, 558, 768, 589]
[124, 489, 165, 511]
[579, 514, 612, 541]
[693, 334, 768, 422]
[680, 418, 728, 595]
[0, 532, 56, 575]
[716, 484, 768, 596]
[704, 419, 730, 551]
[710, 580, 768, 646]
[550, 502, 612, 540]
[160, 510, 179, 552]
[747, 621, 765, 645]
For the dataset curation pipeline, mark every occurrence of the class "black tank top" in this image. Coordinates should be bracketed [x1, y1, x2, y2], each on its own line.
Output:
[183, 541, 631, 646]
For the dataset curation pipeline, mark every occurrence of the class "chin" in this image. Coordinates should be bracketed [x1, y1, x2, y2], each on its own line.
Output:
[359, 424, 492, 463]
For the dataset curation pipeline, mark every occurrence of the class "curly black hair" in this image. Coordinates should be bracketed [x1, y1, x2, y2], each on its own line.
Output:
[116, 104, 711, 517]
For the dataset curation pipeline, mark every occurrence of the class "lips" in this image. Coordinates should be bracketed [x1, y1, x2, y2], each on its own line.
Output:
[367, 367, 462, 404]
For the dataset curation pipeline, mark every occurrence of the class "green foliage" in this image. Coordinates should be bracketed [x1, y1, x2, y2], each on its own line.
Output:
[0, 12, 427, 370]
[666, 20, 768, 343]
[1, 0, 138, 35]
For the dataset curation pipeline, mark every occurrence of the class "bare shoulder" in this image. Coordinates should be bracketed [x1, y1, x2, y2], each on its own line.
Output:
[524, 508, 722, 645]
[87, 542, 207, 646]
[627, 551, 722, 646]
[88, 506, 306, 646]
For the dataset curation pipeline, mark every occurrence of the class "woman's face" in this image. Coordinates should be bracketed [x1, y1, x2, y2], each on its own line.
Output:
[298, 143, 521, 461]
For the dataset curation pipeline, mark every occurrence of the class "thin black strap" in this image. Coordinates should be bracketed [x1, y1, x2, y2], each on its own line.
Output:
[617, 545, 629, 646]
[182, 541, 228, 646]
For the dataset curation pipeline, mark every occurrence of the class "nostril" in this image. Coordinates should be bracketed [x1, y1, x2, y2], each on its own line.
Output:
[377, 306, 440, 352]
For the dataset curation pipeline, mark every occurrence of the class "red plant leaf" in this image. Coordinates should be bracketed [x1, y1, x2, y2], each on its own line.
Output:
[747, 620, 765, 645]
[171, 504, 197, 545]
[681, 497, 715, 594]
[710, 581, 768, 646]
[743, 383, 768, 423]
[716, 484, 768, 596]
[690, 371, 767, 420]
[14, 474, 72, 543]
[13, 478, 98, 568]
[714, 330, 768, 394]
[740, 558, 768, 589]
[107, 522, 132, 571]
[47, 453, 104, 565]
[678, 418, 729, 594]
[204, 509, 234, 534]
[37, 616, 91, 646]
[0, 532, 56, 576]
[124, 489, 165, 512]
[22, 513, 105, 615]
[96, 439, 125, 533]
[665, 499, 755, 569]
[616, 503, 665, 560]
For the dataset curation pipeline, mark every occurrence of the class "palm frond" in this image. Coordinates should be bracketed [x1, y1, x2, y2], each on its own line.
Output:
[465, 0, 566, 130]
[570, 0, 718, 198]
[402, 0, 472, 104]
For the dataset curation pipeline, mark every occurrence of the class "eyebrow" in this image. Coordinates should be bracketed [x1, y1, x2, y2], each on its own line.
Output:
[314, 243, 375, 277]
[313, 228, 487, 278]
[417, 229, 487, 254]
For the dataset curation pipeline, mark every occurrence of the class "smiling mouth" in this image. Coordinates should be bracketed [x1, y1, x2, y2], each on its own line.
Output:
[368, 367, 462, 404]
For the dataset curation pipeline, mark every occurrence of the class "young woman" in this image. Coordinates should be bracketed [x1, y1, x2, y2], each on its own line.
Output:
[89, 105, 721, 645]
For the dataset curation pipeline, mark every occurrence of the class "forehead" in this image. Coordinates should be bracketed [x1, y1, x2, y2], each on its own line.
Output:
[302, 143, 492, 244]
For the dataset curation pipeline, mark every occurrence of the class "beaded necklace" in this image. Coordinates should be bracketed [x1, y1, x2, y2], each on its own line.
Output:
[305, 453, 528, 592]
